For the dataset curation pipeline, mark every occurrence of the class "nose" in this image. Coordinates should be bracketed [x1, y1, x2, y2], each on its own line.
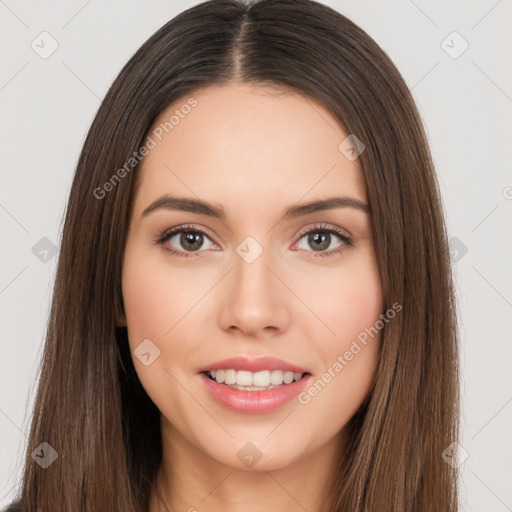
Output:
[217, 244, 291, 338]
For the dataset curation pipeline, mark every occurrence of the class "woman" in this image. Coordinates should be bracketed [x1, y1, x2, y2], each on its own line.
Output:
[7, 0, 460, 510]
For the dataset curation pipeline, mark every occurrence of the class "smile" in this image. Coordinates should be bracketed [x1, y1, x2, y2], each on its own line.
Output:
[199, 371, 311, 414]
[205, 369, 305, 389]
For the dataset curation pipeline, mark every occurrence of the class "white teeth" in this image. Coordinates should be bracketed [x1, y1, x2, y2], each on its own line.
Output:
[253, 370, 271, 387]
[283, 372, 294, 384]
[225, 369, 237, 385]
[207, 369, 304, 387]
[236, 370, 253, 386]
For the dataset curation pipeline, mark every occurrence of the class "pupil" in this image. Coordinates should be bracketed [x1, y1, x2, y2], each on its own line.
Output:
[182, 231, 202, 251]
[179, 231, 331, 253]
[310, 232, 329, 251]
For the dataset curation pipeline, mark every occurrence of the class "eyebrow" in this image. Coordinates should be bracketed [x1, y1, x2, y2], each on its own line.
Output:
[141, 194, 370, 220]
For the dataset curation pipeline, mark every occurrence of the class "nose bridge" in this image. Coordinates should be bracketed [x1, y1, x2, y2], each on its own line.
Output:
[218, 233, 289, 335]
[232, 233, 277, 299]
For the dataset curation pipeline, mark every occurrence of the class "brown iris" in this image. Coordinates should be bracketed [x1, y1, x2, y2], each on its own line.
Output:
[180, 231, 204, 251]
[308, 232, 330, 252]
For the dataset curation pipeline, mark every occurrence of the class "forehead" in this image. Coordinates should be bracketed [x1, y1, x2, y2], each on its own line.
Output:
[133, 82, 367, 217]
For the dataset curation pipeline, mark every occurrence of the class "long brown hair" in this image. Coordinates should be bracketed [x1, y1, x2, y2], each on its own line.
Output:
[9, 1, 460, 510]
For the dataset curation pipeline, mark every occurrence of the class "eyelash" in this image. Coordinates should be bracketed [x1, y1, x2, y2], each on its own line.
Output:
[154, 223, 353, 258]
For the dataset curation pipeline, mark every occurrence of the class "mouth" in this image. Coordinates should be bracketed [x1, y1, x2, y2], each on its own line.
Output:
[198, 356, 312, 413]
[198, 357, 313, 414]
[202, 369, 310, 391]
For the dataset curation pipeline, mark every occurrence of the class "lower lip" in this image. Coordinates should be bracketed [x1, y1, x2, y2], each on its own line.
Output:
[199, 372, 311, 414]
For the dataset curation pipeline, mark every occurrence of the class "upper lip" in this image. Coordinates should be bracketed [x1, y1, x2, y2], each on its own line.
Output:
[198, 356, 310, 374]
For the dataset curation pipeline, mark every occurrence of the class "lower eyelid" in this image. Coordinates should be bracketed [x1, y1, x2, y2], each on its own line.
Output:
[158, 226, 351, 256]
[294, 231, 350, 256]
[164, 230, 217, 253]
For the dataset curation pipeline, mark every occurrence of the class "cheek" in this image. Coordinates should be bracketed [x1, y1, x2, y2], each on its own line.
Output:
[296, 252, 383, 422]
[121, 247, 195, 384]
[301, 249, 383, 400]
[299, 265, 383, 436]
[122, 244, 202, 343]
[122, 263, 172, 342]
[331, 275, 381, 343]
[121, 251, 202, 413]
[310, 250, 383, 353]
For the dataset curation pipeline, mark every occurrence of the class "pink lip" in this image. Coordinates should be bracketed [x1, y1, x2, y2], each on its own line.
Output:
[199, 372, 312, 414]
[198, 356, 310, 374]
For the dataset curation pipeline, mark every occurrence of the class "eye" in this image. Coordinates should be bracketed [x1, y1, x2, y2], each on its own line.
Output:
[155, 224, 217, 258]
[155, 222, 353, 258]
[294, 223, 353, 257]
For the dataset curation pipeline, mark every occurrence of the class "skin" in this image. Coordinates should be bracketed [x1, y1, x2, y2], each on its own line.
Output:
[119, 82, 383, 512]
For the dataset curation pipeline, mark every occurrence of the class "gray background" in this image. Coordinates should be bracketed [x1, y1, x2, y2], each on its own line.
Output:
[1, 0, 511, 510]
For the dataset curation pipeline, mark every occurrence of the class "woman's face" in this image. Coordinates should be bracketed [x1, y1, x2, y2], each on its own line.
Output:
[121, 82, 383, 473]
